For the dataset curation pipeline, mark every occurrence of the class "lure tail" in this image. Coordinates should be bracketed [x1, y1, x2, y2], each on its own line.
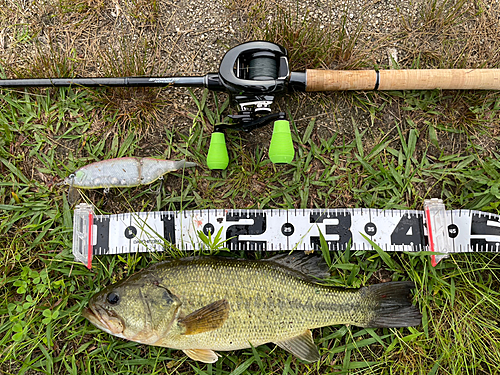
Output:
[362, 281, 422, 328]
[174, 160, 198, 169]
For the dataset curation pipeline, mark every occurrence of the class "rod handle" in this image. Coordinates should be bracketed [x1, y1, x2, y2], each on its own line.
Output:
[305, 69, 500, 91]
[269, 120, 294, 164]
[207, 132, 229, 170]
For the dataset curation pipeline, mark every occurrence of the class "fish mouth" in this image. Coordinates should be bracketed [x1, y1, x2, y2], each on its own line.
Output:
[82, 305, 107, 329]
[82, 305, 124, 335]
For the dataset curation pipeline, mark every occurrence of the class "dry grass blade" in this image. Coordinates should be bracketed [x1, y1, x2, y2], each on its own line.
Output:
[89, 36, 167, 130]
[250, 5, 366, 70]
[397, 0, 500, 68]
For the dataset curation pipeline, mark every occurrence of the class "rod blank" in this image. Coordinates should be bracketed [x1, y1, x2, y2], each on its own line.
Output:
[0, 76, 207, 88]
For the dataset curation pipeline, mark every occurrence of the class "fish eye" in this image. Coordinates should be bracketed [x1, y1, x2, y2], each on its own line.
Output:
[107, 292, 120, 305]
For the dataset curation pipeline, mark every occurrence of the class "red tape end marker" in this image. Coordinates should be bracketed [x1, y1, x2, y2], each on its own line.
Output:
[425, 206, 438, 267]
[87, 211, 93, 269]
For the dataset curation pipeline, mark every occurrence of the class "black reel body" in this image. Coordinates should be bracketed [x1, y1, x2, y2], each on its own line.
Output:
[218, 41, 289, 96]
[0, 39, 300, 169]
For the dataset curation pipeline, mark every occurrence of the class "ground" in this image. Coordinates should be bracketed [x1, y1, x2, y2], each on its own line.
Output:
[1, 0, 500, 374]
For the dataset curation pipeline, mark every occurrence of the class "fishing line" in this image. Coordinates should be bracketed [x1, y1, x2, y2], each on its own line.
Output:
[248, 57, 278, 80]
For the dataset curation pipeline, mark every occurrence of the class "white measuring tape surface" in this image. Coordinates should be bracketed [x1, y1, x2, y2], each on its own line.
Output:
[72, 200, 500, 269]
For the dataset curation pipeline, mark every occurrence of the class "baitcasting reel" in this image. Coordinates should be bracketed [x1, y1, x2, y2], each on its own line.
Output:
[205, 41, 303, 169]
[0, 40, 299, 170]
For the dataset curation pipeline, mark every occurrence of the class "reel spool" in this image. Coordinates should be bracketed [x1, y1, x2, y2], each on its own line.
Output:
[248, 52, 278, 81]
[207, 41, 294, 170]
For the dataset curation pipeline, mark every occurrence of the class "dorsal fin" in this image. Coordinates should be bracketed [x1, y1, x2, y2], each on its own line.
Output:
[264, 253, 330, 280]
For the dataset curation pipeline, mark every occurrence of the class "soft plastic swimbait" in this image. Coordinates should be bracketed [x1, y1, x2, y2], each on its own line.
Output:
[65, 158, 197, 189]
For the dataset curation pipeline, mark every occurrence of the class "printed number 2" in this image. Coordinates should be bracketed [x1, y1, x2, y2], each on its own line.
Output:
[226, 212, 267, 250]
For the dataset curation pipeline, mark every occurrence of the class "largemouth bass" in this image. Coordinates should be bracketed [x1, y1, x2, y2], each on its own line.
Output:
[83, 254, 421, 363]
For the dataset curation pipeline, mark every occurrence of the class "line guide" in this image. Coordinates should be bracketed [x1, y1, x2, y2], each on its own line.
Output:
[72, 199, 500, 269]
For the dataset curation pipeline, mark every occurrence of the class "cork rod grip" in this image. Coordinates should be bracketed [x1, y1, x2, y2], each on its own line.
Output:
[305, 69, 500, 91]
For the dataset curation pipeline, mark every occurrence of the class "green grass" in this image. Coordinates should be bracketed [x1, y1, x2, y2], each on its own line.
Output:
[2, 0, 500, 374]
[2, 81, 500, 374]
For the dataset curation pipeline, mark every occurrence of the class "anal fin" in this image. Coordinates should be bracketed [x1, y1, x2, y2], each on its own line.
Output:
[183, 349, 220, 363]
[274, 329, 320, 362]
[179, 299, 230, 335]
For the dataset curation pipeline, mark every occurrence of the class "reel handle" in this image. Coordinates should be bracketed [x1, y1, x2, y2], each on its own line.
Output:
[207, 119, 295, 170]
[269, 119, 294, 164]
[207, 132, 229, 170]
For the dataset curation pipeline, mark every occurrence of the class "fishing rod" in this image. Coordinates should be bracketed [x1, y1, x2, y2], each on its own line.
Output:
[2, 41, 500, 169]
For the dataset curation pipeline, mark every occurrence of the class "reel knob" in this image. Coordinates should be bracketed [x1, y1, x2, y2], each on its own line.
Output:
[269, 120, 294, 164]
[207, 132, 229, 170]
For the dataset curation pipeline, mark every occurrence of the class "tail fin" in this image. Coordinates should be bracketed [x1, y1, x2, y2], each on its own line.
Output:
[361, 281, 421, 328]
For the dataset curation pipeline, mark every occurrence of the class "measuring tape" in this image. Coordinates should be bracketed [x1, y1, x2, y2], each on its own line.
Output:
[72, 200, 500, 269]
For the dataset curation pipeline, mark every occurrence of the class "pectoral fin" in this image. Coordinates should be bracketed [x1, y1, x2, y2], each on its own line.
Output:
[183, 349, 220, 363]
[178, 299, 230, 335]
[274, 329, 320, 362]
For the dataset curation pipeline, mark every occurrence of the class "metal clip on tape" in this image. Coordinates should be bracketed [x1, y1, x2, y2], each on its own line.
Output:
[72, 203, 95, 269]
[424, 198, 452, 266]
